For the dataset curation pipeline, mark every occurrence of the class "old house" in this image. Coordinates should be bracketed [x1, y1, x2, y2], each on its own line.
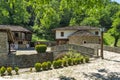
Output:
[0, 25, 32, 50]
[0, 28, 14, 54]
[53, 26, 101, 45]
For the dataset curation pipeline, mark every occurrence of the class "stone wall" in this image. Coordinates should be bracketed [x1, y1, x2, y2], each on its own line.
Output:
[69, 36, 100, 45]
[82, 43, 120, 53]
[0, 32, 8, 53]
[103, 46, 120, 53]
[0, 52, 53, 68]
[51, 44, 97, 58]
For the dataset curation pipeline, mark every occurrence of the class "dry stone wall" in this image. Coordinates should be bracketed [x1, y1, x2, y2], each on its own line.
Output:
[0, 32, 8, 53]
[0, 52, 53, 68]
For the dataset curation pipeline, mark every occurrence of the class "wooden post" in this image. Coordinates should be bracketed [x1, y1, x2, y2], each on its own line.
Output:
[101, 30, 104, 59]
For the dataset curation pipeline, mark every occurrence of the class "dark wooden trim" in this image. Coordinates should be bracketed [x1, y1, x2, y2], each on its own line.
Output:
[56, 39, 69, 45]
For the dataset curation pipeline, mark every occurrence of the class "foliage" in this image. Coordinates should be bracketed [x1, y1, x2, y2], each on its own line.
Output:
[62, 59, 67, 67]
[0, 0, 120, 44]
[57, 59, 62, 68]
[80, 17, 100, 27]
[34, 63, 41, 72]
[67, 58, 73, 66]
[35, 44, 47, 53]
[0, 66, 6, 76]
[84, 56, 90, 63]
[76, 58, 81, 64]
[52, 61, 58, 69]
[41, 62, 48, 70]
[73, 58, 80, 65]
[14, 67, 19, 75]
[109, 18, 120, 47]
[80, 56, 85, 63]
[30, 67, 32, 72]
[47, 61, 52, 69]
[7, 67, 12, 75]
[53, 59, 62, 68]
[32, 34, 48, 42]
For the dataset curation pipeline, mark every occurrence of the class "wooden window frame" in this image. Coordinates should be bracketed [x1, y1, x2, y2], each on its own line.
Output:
[61, 32, 64, 37]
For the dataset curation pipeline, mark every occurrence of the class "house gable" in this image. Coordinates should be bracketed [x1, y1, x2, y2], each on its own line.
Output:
[54, 26, 101, 45]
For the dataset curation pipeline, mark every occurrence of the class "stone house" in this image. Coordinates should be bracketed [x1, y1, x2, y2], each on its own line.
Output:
[0, 28, 14, 54]
[0, 25, 32, 50]
[53, 26, 101, 45]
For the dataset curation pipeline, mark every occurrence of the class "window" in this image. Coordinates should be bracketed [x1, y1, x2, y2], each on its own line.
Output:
[15, 33, 18, 37]
[18, 41, 23, 44]
[83, 41, 87, 44]
[61, 32, 64, 37]
[95, 31, 99, 35]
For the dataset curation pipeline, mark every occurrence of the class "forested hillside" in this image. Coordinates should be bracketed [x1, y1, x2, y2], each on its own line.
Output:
[0, 0, 120, 46]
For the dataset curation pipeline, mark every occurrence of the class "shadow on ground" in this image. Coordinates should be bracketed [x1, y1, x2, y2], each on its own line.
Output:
[104, 58, 120, 63]
[83, 68, 120, 80]
[59, 76, 76, 80]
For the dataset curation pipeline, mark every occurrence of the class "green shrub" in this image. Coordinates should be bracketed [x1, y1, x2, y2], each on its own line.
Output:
[81, 56, 85, 63]
[84, 56, 90, 63]
[67, 58, 73, 66]
[34, 63, 41, 72]
[41, 62, 47, 70]
[57, 59, 62, 68]
[30, 67, 32, 72]
[73, 58, 78, 65]
[7, 67, 12, 75]
[62, 60, 67, 67]
[14, 67, 19, 75]
[35, 44, 47, 53]
[0, 66, 6, 76]
[53, 61, 58, 68]
[47, 61, 52, 69]
[76, 58, 81, 64]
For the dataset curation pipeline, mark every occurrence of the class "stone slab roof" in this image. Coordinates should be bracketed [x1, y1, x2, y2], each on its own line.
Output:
[69, 30, 98, 37]
[53, 26, 99, 31]
[0, 25, 32, 33]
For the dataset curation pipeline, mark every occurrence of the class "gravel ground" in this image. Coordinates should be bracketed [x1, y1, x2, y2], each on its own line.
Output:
[1, 51, 120, 80]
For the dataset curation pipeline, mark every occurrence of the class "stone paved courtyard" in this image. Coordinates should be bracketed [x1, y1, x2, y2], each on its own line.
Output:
[1, 50, 120, 80]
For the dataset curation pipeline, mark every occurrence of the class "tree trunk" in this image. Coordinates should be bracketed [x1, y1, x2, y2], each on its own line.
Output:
[114, 37, 119, 47]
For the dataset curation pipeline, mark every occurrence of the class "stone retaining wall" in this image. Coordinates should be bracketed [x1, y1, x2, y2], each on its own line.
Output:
[0, 52, 53, 68]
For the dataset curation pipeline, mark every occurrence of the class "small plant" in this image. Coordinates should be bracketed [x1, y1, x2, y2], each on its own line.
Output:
[35, 44, 47, 53]
[67, 58, 73, 66]
[53, 61, 58, 68]
[41, 62, 47, 70]
[62, 60, 67, 67]
[0, 66, 6, 76]
[47, 61, 52, 69]
[76, 58, 81, 64]
[34, 63, 41, 72]
[14, 67, 19, 75]
[84, 56, 90, 63]
[81, 56, 85, 63]
[73, 58, 77, 65]
[30, 67, 32, 72]
[7, 67, 12, 75]
[57, 59, 62, 68]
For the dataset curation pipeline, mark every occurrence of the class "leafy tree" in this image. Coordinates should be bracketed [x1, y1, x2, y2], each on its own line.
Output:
[0, 0, 30, 25]
[80, 17, 100, 27]
[109, 18, 120, 47]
